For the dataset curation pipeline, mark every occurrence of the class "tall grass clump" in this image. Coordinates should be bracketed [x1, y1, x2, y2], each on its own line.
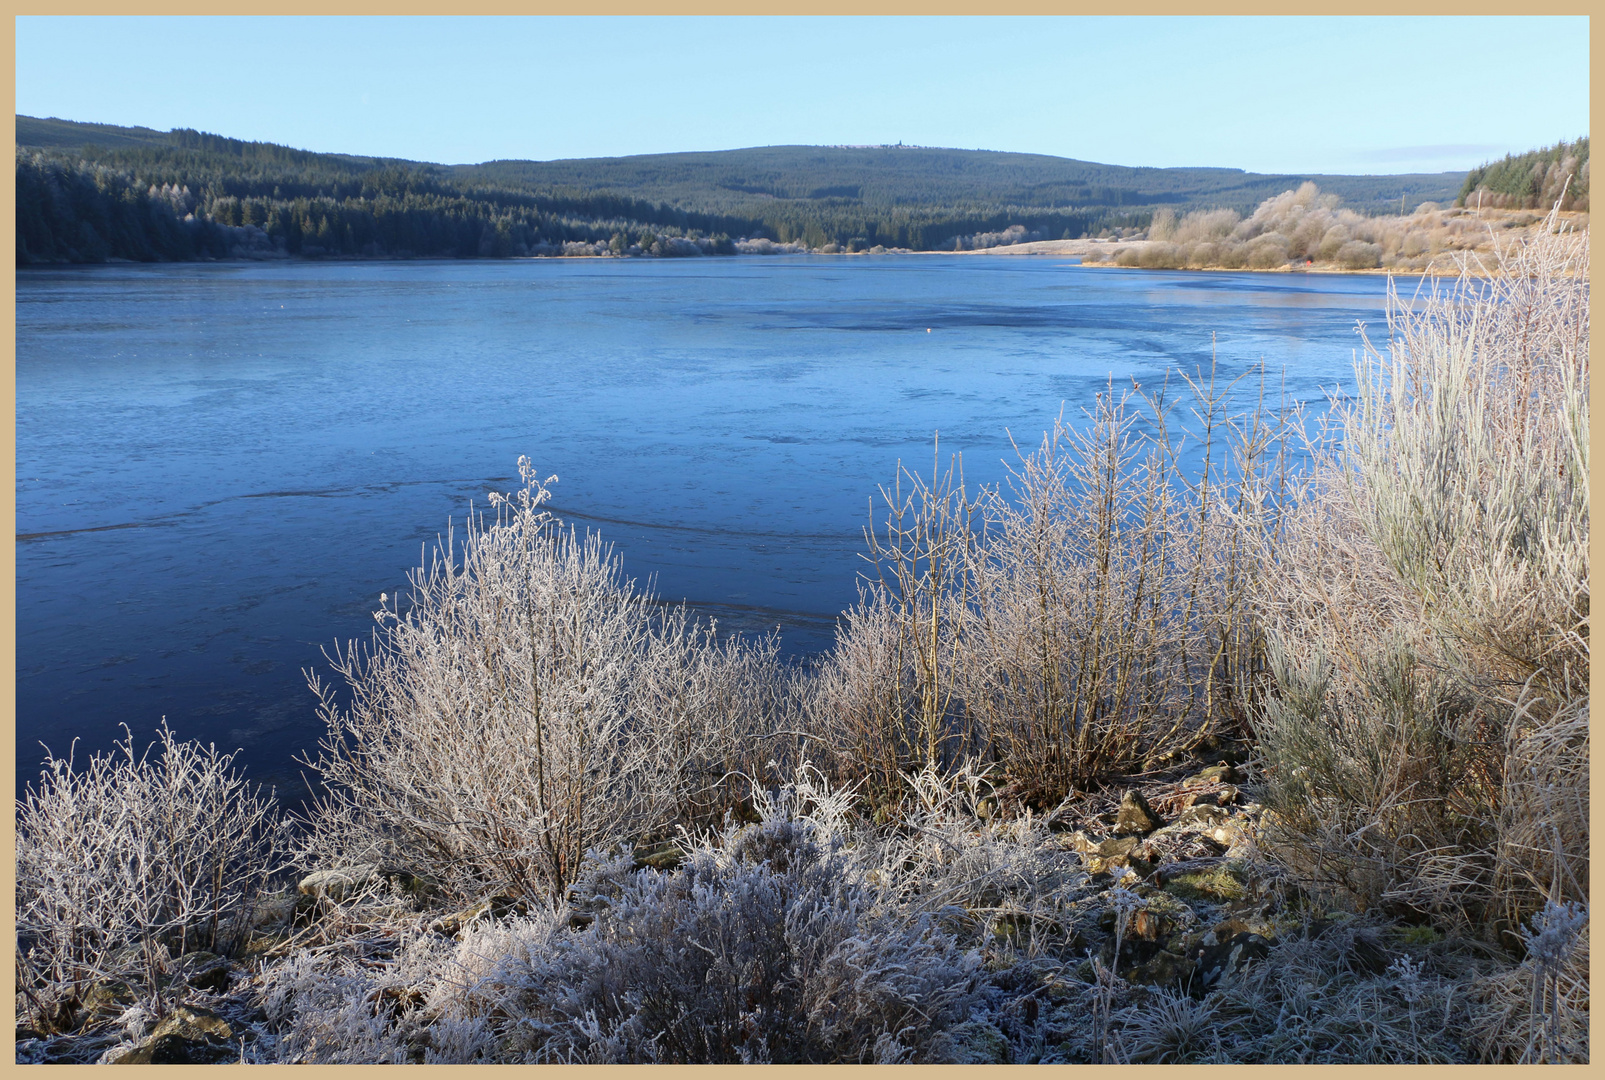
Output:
[300, 458, 794, 904]
[1253, 208, 1588, 934]
[15, 723, 283, 1028]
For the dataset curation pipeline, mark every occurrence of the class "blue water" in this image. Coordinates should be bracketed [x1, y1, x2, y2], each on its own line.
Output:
[16, 255, 1405, 799]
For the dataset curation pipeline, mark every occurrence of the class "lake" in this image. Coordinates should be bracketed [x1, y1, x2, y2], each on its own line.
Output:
[16, 255, 1410, 799]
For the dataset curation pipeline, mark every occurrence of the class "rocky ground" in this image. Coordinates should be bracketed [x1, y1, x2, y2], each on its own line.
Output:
[13, 746, 1524, 1064]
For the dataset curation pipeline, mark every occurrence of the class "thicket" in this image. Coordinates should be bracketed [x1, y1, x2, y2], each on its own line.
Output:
[15, 207, 1587, 1064]
[1083, 181, 1559, 273]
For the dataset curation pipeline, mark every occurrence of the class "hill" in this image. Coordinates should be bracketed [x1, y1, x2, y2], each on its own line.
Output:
[16, 114, 1466, 263]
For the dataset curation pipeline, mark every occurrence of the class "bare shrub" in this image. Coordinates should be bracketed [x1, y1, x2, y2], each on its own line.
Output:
[1172, 208, 1240, 245]
[817, 361, 1293, 810]
[735, 237, 807, 255]
[1245, 234, 1290, 268]
[1138, 242, 1183, 268]
[1254, 209, 1588, 929]
[1185, 241, 1221, 268]
[300, 458, 791, 904]
[1335, 240, 1382, 269]
[16, 723, 283, 1025]
[960, 396, 1205, 802]
[809, 451, 977, 811]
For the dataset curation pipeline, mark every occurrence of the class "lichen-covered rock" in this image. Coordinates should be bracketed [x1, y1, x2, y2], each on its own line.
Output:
[1113, 789, 1162, 835]
[1166, 804, 1250, 847]
[1162, 861, 1249, 903]
[1099, 889, 1195, 941]
[78, 978, 138, 1026]
[1083, 834, 1156, 878]
[108, 1005, 237, 1065]
[1059, 830, 1098, 855]
[633, 841, 686, 872]
[297, 864, 431, 903]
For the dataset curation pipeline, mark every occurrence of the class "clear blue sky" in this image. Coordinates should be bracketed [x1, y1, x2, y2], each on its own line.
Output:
[16, 16, 1590, 175]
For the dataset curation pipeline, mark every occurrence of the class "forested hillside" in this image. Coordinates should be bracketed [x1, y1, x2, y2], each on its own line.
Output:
[1457, 137, 1588, 211]
[16, 114, 1465, 264]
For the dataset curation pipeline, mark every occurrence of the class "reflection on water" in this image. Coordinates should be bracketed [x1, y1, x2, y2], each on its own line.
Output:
[17, 256, 1415, 798]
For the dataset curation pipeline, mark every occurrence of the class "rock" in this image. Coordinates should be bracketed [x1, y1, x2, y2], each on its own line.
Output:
[298, 864, 432, 903]
[1170, 804, 1250, 847]
[174, 950, 232, 994]
[78, 979, 138, 1026]
[1183, 762, 1240, 787]
[109, 1005, 237, 1065]
[1135, 892, 1195, 941]
[1183, 783, 1239, 808]
[1161, 861, 1249, 903]
[1192, 932, 1272, 991]
[1194, 735, 1251, 765]
[632, 842, 684, 872]
[297, 865, 377, 901]
[1113, 789, 1162, 835]
[1098, 835, 1142, 858]
[1099, 890, 1195, 942]
[1059, 830, 1098, 855]
[428, 891, 530, 938]
[250, 889, 300, 930]
[1083, 834, 1156, 878]
[1122, 948, 1196, 988]
[182, 960, 233, 993]
[1210, 912, 1282, 942]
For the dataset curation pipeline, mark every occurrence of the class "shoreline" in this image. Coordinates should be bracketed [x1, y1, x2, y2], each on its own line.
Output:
[23, 213, 1586, 278]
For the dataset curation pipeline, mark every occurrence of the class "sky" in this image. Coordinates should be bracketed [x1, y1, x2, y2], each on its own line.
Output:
[15, 16, 1591, 175]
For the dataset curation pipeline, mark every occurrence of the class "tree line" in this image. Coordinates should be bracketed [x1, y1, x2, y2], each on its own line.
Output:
[16, 115, 1469, 265]
[1457, 137, 1589, 211]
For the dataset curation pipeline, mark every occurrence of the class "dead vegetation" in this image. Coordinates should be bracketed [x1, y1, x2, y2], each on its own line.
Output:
[1082, 180, 1586, 275]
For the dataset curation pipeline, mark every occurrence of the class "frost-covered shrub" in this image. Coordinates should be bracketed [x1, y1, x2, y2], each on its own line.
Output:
[16, 723, 282, 1023]
[1335, 239, 1382, 269]
[1255, 211, 1589, 930]
[301, 458, 793, 904]
[265, 780, 993, 1064]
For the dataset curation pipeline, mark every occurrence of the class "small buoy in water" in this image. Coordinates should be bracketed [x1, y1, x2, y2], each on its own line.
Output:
[926, 328, 932, 333]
